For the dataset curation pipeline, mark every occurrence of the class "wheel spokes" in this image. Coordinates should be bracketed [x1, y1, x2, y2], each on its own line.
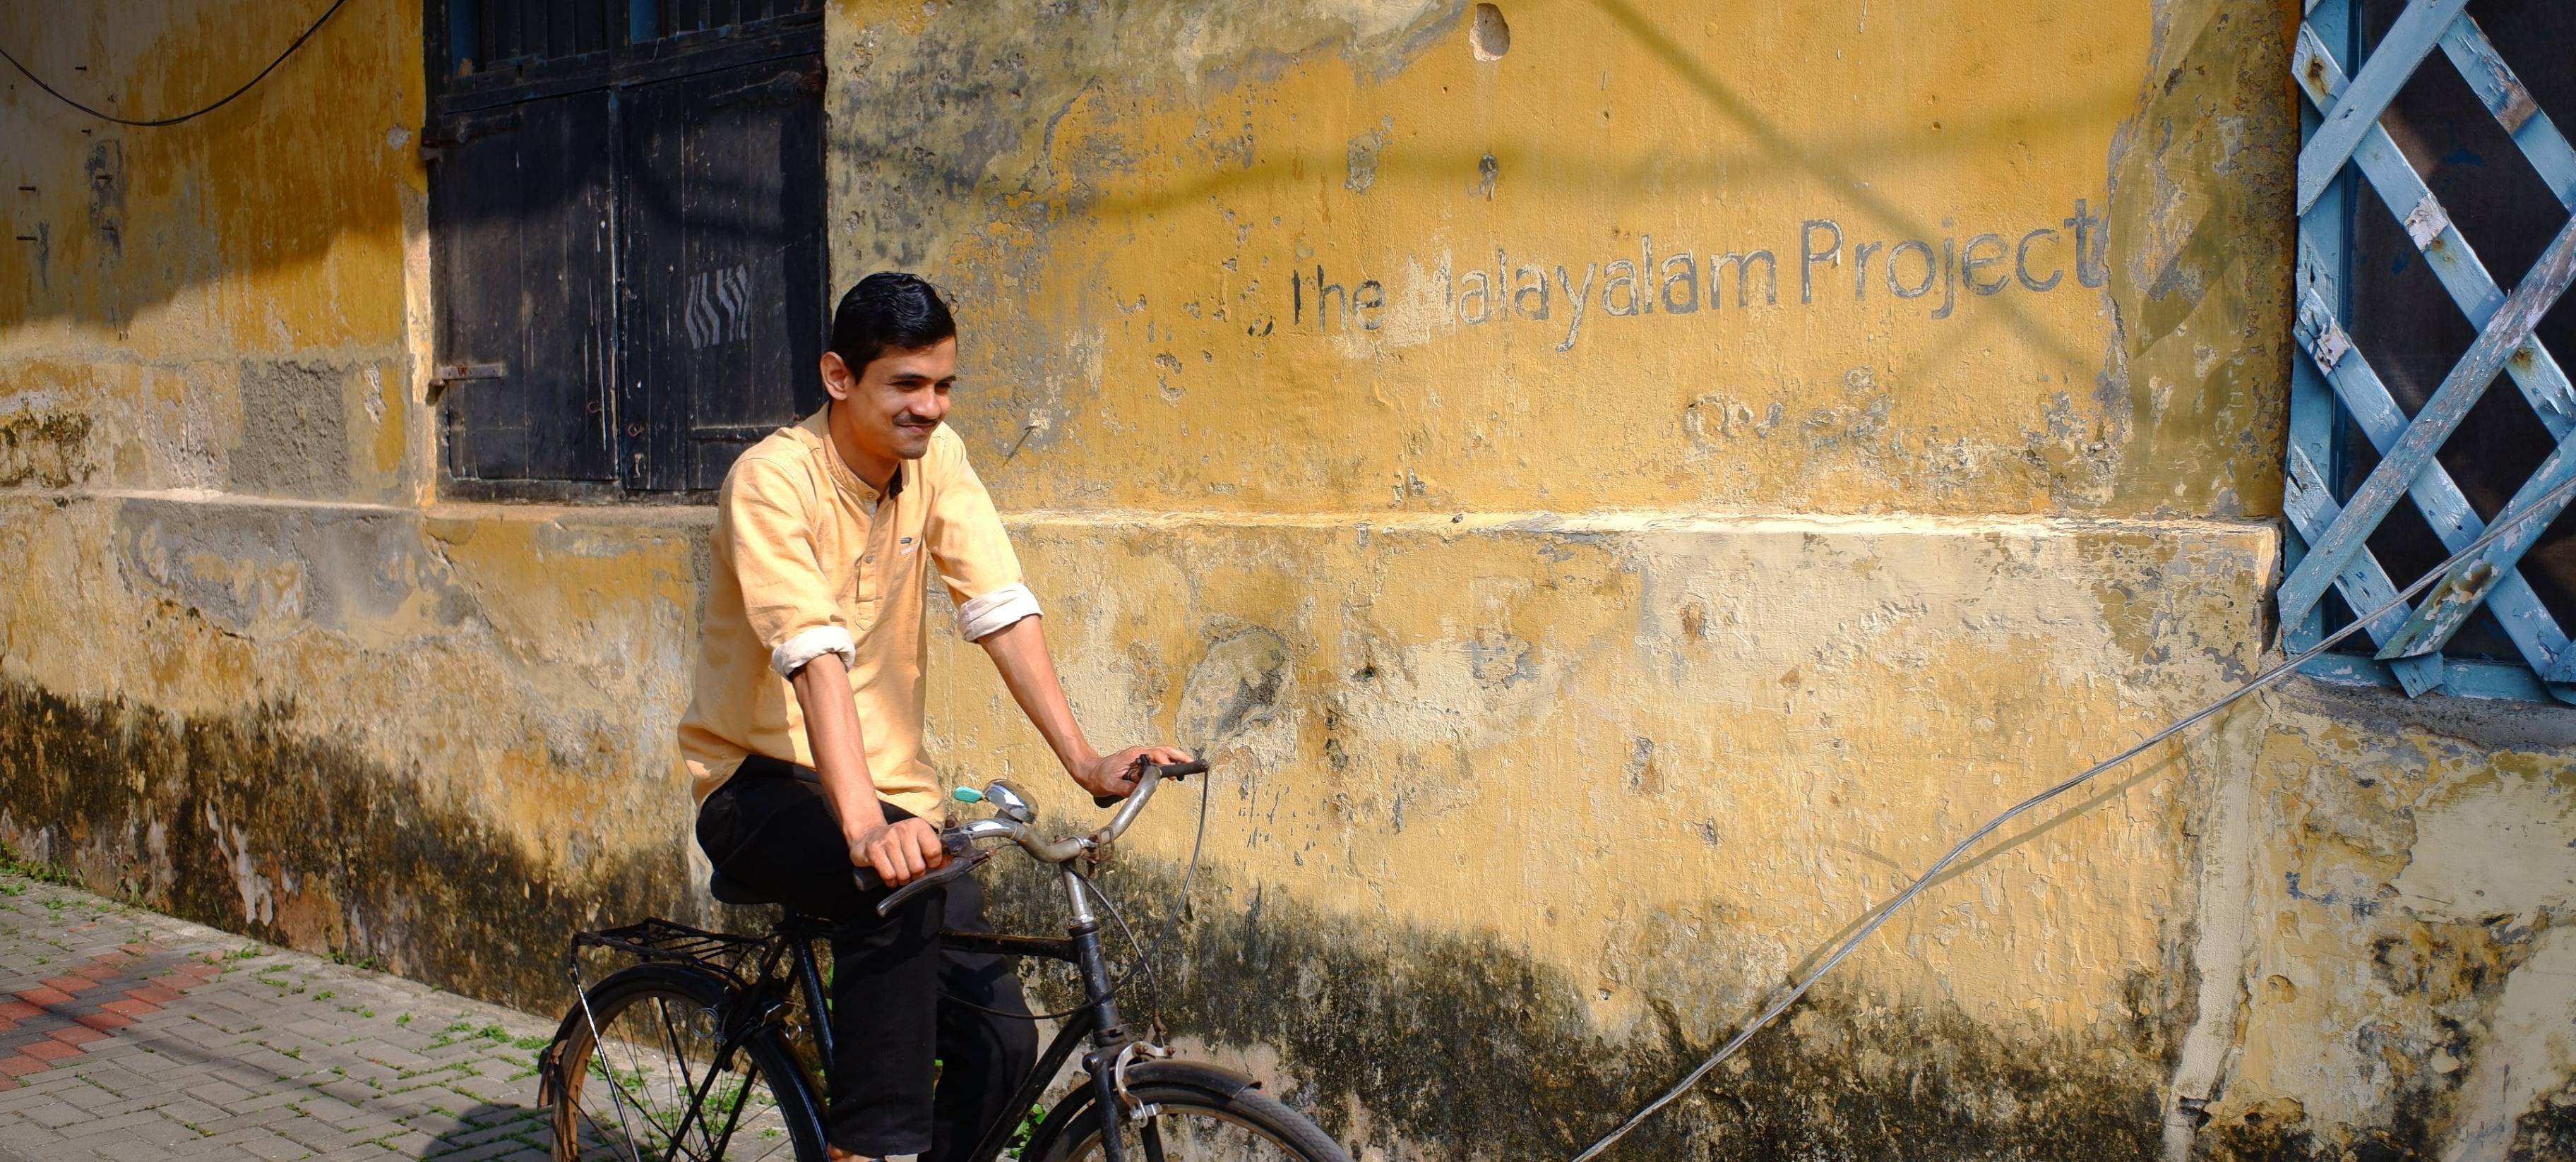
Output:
[565, 996, 799, 1162]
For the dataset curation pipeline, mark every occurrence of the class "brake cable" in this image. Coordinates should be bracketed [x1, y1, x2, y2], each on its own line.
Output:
[941, 758, 1213, 1024]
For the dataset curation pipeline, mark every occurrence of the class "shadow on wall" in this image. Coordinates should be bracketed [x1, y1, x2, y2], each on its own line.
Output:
[0, 0, 410, 333]
[827, 0, 2292, 518]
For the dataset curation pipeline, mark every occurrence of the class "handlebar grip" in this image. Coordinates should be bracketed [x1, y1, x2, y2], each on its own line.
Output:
[1092, 758, 1211, 807]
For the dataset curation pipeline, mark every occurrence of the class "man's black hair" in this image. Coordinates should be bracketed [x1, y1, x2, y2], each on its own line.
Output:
[827, 272, 957, 373]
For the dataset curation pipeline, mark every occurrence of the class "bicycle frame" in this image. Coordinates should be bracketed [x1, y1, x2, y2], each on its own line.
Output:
[770, 863, 1143, 1162]
[568, 761, 1215, 1162]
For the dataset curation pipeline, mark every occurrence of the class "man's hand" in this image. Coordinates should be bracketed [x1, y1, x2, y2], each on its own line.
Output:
[1073, 745, 1195, 801]
[850, 817, 948, 887]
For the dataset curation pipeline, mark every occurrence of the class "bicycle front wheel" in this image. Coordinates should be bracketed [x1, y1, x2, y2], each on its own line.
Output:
[1025, 1065, 1353, 1162]
[548, 962, 828, 1162]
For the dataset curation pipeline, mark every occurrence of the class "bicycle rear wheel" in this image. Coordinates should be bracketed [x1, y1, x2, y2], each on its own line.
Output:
[548, 962, 827, 1162]
[1025, 1065, 1352, 1162]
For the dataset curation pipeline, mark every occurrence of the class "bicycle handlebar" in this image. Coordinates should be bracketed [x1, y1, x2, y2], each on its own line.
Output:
[1092, 757, 1208, 808]
[854, 758, 1207, 917]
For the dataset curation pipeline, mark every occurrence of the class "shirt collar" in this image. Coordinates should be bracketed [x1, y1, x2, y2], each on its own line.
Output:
[800, 408, 905, 503]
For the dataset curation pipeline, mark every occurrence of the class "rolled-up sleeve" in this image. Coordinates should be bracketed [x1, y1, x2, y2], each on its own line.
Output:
[722, 457, 856, 676]
[925, 430, 1039, 641]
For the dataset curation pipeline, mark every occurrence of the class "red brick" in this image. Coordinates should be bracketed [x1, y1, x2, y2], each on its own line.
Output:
[0, 1077, 18, 1092]
[40, 976, 100, 995]
[0, 1000, 35, 1020]
[0, 1053, 52, 1077]
[0, 1016, 15, 1034]
[13, 988, 72, 1008]
[44, 1026, 106, 1047]
[119, 943, 156, 957]
[98, 999, 157, 1018]
[126, 984, 184, 1005]
[73, 1012, 133, 1032]
[17, 1039, 78, 1062]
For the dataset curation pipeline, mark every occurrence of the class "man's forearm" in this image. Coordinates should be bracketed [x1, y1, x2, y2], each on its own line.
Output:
[977, 616, 1097, 776]
[789, 654, 885, 839]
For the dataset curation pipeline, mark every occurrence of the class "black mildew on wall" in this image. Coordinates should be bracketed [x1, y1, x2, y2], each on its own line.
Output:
[986, 854, 2178, 1161]
[0, 411, 91, 489]
[6, 674, 2568, 1160]
[0, 678, 692, 1013]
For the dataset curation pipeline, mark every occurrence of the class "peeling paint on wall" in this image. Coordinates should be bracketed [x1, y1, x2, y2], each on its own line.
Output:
[1, 1, 2571, 1160]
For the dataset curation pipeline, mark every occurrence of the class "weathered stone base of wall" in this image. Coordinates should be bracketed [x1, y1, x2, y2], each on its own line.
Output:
[0, 678, 702, 1011]
[0, 491, 712, 1008]
[0, 492, 2312, 1157]
[2192, 685, 2576, 1162]
[11, 664, 2570, 1161]
[986, 853, 2171, 1162]
[34, 495, 2576, 1158]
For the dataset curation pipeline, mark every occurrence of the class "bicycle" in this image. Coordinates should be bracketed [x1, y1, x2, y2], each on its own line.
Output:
[539, 759, 1352, 1162]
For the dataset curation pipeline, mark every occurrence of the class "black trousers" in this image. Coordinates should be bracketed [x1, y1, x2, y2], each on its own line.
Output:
[695, 757, 1037, 1160]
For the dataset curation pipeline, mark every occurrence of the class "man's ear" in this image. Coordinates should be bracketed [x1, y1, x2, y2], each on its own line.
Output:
[819, 352, 855, 401]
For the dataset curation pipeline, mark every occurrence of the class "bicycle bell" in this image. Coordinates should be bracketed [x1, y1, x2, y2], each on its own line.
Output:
[982, 779, 1035, 822]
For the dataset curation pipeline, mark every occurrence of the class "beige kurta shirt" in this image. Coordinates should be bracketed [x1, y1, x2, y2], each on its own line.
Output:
[678, 410, 1039, 818]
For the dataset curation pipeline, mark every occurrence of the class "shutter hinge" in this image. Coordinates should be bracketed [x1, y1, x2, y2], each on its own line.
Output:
[419, 109, 526, 162]
[429, 361, 509, 393]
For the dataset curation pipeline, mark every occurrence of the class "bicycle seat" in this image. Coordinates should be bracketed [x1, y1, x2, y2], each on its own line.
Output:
[706, 870, 777, 906]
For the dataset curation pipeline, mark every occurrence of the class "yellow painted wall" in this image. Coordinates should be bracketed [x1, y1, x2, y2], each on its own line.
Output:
[829, 0, 2287, 521]
[0, 0, 428, 504]
[1, 0, 2570, 1158]
[0, 0, 715, 988]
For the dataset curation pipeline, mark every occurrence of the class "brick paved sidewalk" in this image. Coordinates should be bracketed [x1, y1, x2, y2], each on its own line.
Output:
[0, 870, 562, 1161]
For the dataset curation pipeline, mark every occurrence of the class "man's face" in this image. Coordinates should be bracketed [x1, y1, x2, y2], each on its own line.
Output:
[822, 338, 956, 465]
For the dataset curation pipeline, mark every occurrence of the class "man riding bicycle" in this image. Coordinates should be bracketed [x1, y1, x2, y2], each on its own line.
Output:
[678, 272, 1191, 1162]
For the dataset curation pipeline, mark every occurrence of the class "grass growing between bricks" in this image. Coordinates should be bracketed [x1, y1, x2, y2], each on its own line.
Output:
[0, 868, 568, 1161]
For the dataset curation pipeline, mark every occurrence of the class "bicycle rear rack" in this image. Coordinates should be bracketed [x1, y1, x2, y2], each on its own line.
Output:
[569, 917, 768, 986]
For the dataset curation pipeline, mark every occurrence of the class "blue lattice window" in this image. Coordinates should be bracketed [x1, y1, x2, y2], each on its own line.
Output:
[2285, 0, 2576, 703]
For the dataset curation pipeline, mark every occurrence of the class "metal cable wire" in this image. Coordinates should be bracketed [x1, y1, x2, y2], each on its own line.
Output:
[941, 762, 1213, 1024]
[1569, 471, 2576, 1162]
[1140, 762, 1215, 1034]
[1, 0, 351, 128]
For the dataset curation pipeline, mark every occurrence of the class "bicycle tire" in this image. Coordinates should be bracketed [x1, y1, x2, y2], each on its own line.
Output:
[1022, 1062, 1353, 1162]
[547, 962, 829, 1162]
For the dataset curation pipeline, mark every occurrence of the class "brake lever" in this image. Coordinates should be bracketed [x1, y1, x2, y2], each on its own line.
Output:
[1092, 759, 1146, 809]
[852, 845, 993, 918]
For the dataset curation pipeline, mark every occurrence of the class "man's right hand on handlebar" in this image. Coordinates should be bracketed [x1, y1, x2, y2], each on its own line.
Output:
[1072, 743, 1195, 801]
[849, 815, 948, 887]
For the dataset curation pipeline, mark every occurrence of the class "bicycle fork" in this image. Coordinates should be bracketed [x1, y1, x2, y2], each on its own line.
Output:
[1064, 865, 1169, 1162]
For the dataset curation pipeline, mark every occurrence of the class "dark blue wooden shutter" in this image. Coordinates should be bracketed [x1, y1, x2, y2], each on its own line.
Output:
[429, 94, 620, 487]
[618, 57, 827, 491]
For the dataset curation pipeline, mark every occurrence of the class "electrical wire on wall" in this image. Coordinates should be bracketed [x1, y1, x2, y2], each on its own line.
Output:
[0, 0, 351, 128]
[1568, 469, 2576, 1162]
